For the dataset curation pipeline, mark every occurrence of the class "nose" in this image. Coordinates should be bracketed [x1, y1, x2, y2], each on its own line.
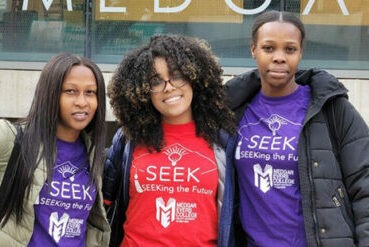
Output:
[163, 79, 176, 92]
[75, 93, 88, 106]
[273, 50, 286, 63]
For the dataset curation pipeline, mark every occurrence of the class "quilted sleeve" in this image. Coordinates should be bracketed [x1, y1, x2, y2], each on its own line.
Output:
[102, 128, 124, 205]
[336, 98, 369, 246]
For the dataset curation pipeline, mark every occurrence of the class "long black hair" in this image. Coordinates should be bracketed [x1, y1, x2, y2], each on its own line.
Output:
[0, 53, 106, 226]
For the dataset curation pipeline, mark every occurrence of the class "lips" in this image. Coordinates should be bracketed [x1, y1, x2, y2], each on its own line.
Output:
[268, 69, 288, 78]
[72, 112, 88, 121]
[163, 95, 182, 104]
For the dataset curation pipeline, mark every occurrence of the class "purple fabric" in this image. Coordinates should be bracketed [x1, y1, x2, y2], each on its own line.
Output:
[28, 138, 96, 247]
[235, 85, 311, 247]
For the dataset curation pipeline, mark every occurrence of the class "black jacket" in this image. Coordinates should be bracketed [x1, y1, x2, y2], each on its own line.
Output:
[225, 68, 369, 246]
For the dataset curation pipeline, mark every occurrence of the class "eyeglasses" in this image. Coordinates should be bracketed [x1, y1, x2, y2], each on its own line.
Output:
[149, 74, 188, 93]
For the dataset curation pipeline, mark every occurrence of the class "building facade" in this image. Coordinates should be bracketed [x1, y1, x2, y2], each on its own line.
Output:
[0, 0, 368, 130]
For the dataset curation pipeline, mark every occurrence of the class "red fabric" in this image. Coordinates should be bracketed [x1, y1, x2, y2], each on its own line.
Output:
[122, 122, 218, 246]
[103, 199, 112, 206]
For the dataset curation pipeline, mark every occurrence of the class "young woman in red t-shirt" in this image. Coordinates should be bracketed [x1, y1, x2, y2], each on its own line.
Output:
[103, 34, 236, 247]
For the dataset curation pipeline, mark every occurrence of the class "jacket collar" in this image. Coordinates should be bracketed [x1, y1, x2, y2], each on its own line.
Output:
[225, 68, 348, 122]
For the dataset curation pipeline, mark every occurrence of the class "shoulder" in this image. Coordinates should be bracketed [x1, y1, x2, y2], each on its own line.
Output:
[0, 119, 17, 161]
[0, 119, 16, 135]
[112, 127, 124, 144]
[225, 69, 260, 95]
[224, 69, 261, 110]
[106, 128, 126, 162]
[328, 96, 359, 121]
[218, 129, 231, 148]
[296, 69, 348, 96]
[111, 128, 125, 152]
[296, 68, 340, 82]
[326, 96, 369, 148]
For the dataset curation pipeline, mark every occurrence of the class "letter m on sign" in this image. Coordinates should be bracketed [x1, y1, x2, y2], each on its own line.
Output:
[156, 197, 176, 228]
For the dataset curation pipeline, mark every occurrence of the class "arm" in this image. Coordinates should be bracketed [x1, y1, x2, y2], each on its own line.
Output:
[0, 120, 17, 163]
[0, 119, 17, 182]
[336, 98, 369, 246]
[102, 128, 125, 206]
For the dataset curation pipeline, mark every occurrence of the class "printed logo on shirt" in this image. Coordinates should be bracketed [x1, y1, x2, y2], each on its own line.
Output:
[265, 114, 291, 136]
[155, 197, 198, 228]
[131, 143, 216, 230]
[34, 161, 95, 211]
[133, 143, 216, 196]
[235, 114, 300, 162]
[156, 197, 176, 228]
[56, 161, 79, 181]
[29, 149, 97, 246]
[164, 145, 188, 166]
[253, 164, 295, 193]
[45, 161, 95, 204]
[49, 212, 84, 243]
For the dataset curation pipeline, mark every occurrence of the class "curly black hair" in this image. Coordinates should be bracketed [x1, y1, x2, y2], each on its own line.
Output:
[108, 34, 235, 150]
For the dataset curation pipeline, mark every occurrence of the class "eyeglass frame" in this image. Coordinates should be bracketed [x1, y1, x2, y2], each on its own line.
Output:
[149, 73, 188, 93]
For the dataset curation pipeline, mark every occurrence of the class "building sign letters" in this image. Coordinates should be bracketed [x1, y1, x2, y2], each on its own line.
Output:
[21, 0, 369, 25]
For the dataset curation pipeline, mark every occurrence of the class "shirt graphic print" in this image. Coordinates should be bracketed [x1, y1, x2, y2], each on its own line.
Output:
[235, 86, 311, 247]
[28, 138, 96, 247]
[236, 113, 300, 193]
[123, 122, 218, 247]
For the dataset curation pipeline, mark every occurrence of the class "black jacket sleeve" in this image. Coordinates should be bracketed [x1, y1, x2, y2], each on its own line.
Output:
[103, 128, 124, 204]
[335, 97, 369, 246]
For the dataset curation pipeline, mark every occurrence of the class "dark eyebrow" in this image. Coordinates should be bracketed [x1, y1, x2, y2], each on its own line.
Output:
[172, 70, 182, 75]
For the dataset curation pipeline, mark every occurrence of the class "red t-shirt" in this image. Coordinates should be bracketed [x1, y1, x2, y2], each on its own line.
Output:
[122, 122, 218, 246]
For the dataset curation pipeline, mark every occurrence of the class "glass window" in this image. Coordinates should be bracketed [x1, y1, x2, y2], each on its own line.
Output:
[0, 0, 368, 72]
[90, 0, 369, 71]
[0, 0, 85, 61]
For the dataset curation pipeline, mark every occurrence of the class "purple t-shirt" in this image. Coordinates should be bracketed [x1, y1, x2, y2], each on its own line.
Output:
[28, 138, 96, 247]
[235, 85, 311, 247]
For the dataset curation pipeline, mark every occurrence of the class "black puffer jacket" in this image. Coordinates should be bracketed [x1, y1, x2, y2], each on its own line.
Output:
[225, 68, 369, 247]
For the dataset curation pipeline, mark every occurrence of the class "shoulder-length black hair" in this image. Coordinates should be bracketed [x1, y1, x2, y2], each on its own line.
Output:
[0, 52, 106, 226]
[108, 34, 235, 150]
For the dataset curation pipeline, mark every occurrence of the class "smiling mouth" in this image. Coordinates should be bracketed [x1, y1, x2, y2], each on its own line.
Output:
[164, 95, 181, 104]
[72, 112, 88, 120]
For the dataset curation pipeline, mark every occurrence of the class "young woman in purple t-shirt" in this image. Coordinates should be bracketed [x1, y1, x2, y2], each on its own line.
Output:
[226, 10, 369, 246]
[0, 53, 110, 246]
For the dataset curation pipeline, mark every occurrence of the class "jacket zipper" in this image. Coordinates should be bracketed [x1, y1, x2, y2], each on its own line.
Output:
[332, 186, 355, 233]
[122, 142, 132, 209]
